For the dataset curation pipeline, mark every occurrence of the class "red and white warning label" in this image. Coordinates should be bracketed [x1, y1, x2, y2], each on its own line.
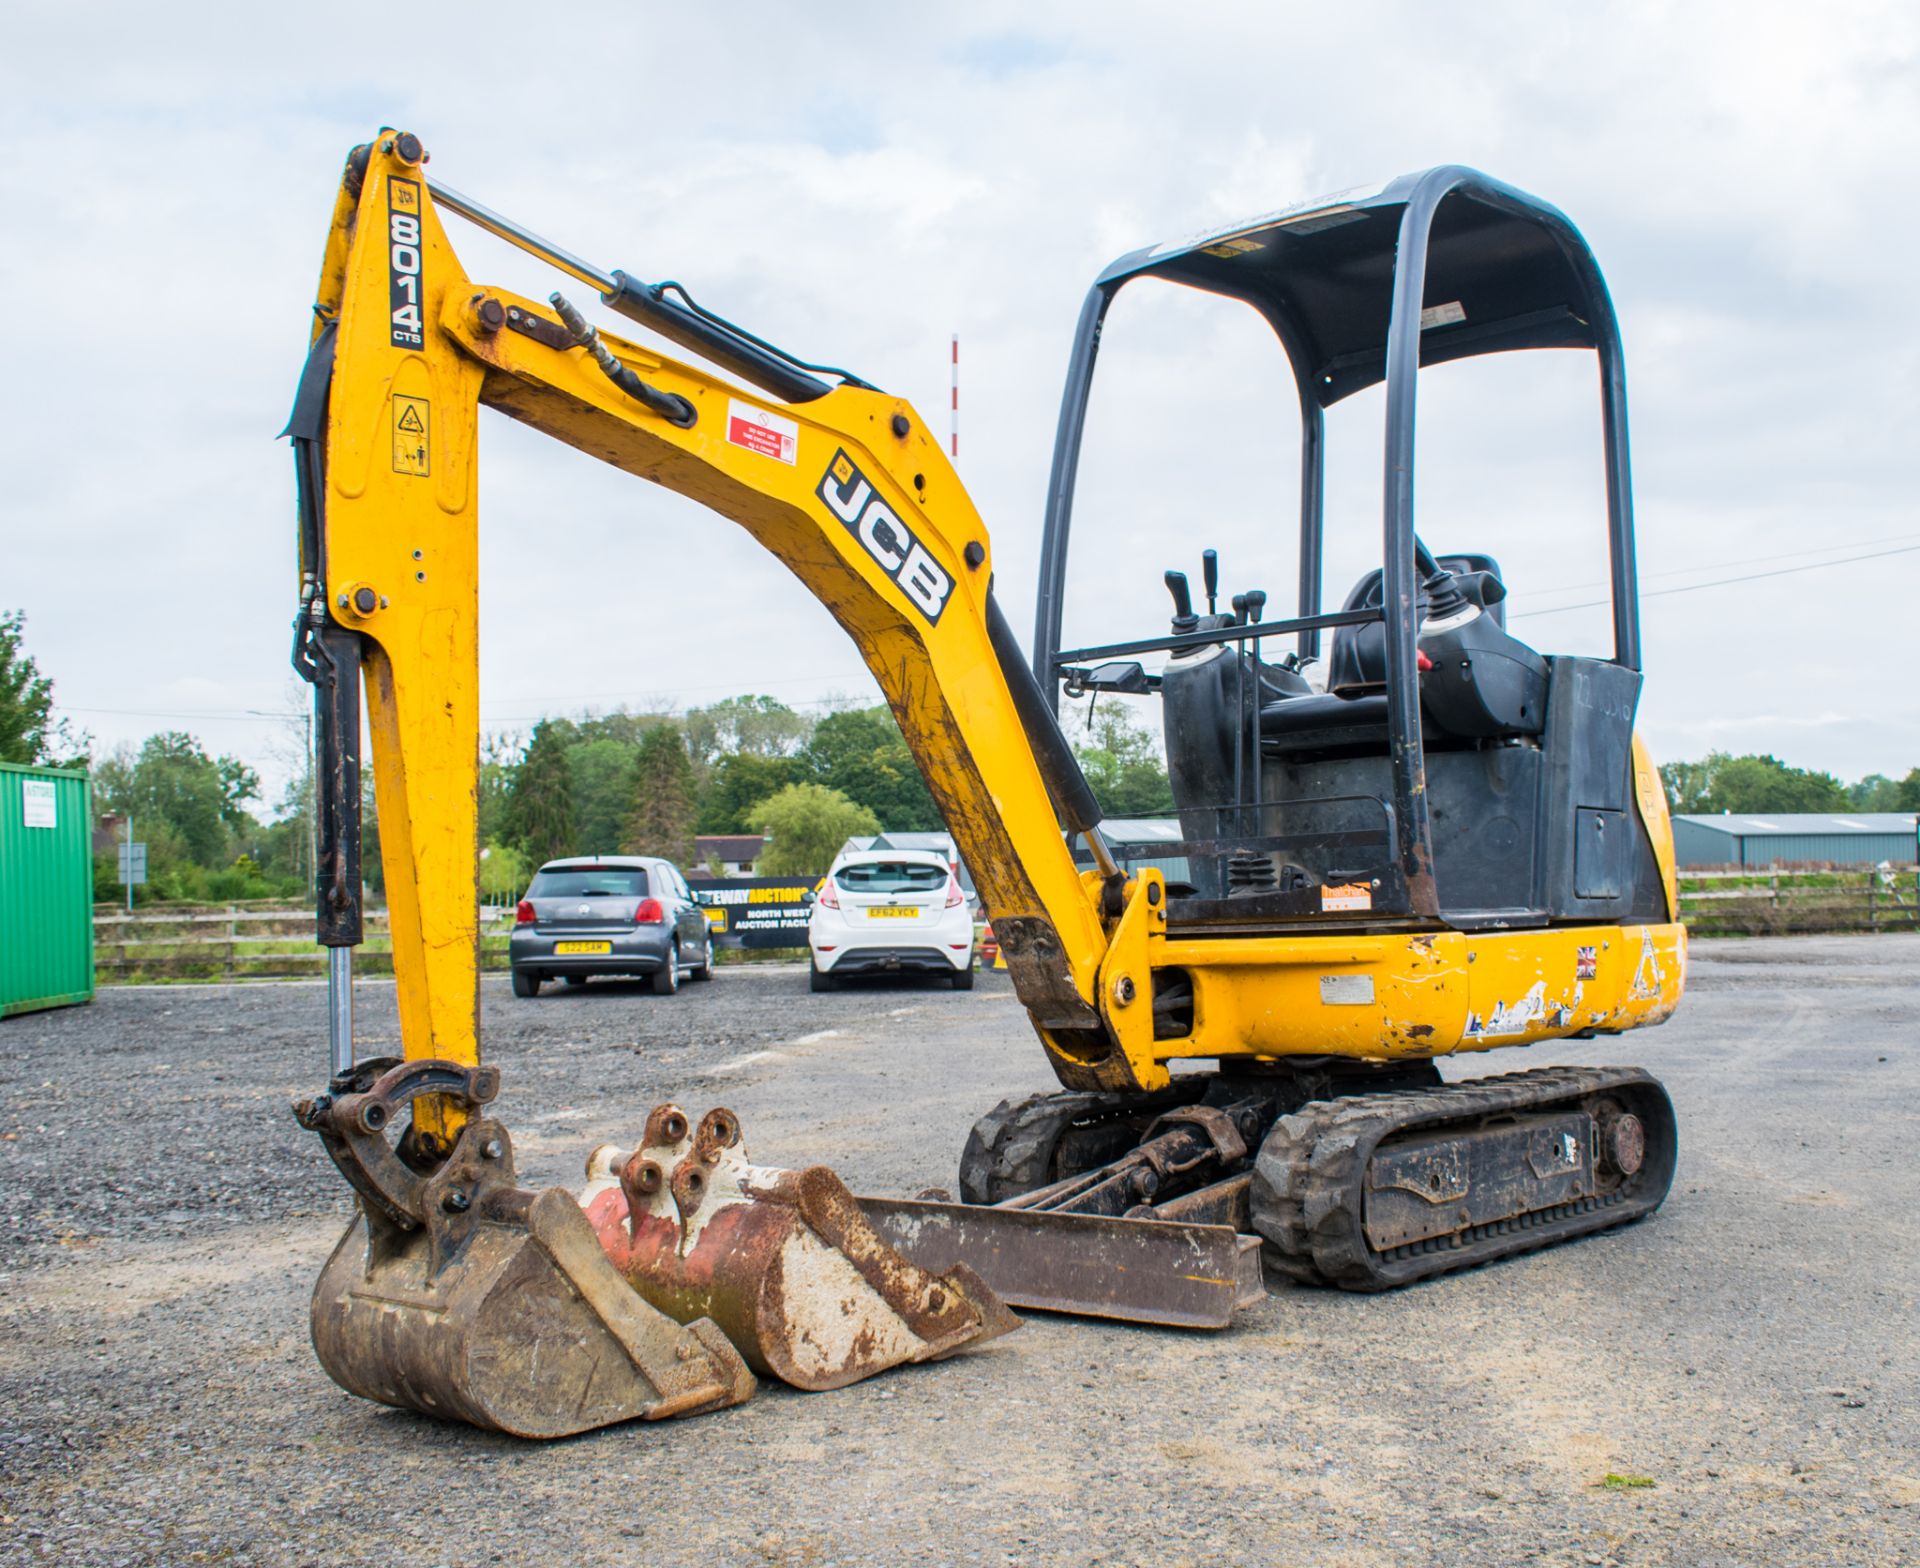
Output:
[726, 399, 799, 464]
[1320, 882, 1373, 913]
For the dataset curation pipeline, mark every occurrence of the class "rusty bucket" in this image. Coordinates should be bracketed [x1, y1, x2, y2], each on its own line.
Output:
[298, 1061, 755, 1438]
[583, 1106, 1020, 1391]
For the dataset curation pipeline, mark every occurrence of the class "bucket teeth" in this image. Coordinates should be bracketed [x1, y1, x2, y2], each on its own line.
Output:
[585, 1105, 1022, 1391]
[309, 1118, 754, 1437]
[300, 1064, 754, 1438]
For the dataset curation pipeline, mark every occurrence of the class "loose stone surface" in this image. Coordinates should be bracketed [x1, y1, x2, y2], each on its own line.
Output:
[1, 937, 1916, 1566]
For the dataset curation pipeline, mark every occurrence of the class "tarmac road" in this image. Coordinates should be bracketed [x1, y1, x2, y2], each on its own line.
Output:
[1, 935, 1916, 1567]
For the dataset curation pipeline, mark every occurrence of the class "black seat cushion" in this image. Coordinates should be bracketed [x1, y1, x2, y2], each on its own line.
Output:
[1258, 691, 1425, 754]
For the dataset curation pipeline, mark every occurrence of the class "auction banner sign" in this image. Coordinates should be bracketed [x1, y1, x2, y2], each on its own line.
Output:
[689, 876, 817, 949]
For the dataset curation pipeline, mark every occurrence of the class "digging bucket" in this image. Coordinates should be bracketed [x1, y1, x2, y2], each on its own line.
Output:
[298, 1060, 755, 1438]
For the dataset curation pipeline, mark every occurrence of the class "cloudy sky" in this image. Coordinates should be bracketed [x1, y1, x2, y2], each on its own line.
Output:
[4, 2, 1915, 802]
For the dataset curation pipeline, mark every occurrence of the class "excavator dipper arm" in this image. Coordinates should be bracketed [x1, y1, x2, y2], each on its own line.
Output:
[296, 135, 1120, 1123]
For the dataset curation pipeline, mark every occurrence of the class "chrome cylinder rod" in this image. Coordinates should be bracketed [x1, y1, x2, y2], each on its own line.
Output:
[1083, 826, 1121, 880]
[328, 948, 354, 1079]
[426, 179, 616, 294]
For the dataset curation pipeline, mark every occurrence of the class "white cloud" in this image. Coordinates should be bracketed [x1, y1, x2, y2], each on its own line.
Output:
[2, 0, 1915, 798]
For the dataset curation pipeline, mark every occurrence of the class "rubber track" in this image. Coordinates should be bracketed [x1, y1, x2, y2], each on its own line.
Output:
[958, 1084, 1198, 1206]
[1250, 1066, 1676, 1293]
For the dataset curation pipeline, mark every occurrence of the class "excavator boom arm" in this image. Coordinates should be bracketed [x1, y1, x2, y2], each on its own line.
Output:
[295, 133, 1685, 1122]
[297, 137, 1113, 1112]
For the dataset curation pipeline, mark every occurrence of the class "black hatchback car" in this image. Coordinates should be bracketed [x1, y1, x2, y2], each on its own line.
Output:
[509, 856, 714, 997]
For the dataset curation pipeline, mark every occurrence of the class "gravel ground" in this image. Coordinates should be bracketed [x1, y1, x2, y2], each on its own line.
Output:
[1, 937, 1916, 1567]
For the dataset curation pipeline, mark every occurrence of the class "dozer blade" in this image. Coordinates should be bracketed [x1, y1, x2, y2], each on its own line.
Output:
[584, 1107, 1022, 1392]
[297, 1061, 754, 1438]
[856, 1196, 1264, 1330]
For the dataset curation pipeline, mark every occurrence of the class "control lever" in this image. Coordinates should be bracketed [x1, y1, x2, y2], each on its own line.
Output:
[1230, 593, 1248, 625]
[1202, 550, 1219, 615]
[1243, 591, 1267, 813]
[1164, 570, 1197, 634]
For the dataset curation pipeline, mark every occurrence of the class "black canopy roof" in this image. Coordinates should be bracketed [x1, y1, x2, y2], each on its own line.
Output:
[1099, 167, 1616, 406]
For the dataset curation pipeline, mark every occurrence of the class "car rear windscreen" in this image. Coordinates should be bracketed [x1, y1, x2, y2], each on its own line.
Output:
[529, 867, 650, 898]
[834, 862, 948, 894]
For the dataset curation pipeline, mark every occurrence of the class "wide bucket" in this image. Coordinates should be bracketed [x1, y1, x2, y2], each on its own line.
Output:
[584, 1106, 1021, 1391]
[300, 1060, 754, 1438]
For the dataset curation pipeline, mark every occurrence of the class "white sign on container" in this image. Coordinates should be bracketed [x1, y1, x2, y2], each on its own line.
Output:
[21, 779, 57, 829]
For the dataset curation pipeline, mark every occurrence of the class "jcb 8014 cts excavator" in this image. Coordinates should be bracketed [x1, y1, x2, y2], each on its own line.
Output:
[288, 131, 1683, 1436]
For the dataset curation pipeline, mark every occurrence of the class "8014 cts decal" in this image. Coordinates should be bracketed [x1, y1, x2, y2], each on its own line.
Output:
[388, 179, 423, 349]
[816, 450, 952, 624]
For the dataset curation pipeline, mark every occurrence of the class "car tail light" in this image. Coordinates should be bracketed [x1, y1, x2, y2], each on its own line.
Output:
[817, 878, 840, 909]
[515, 899, 535, 925]
[944, 877, 964, 908]
[634, 897, 667, 925]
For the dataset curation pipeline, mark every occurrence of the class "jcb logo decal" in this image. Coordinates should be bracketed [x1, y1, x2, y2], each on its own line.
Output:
[817, 450, 952, 624]
[388, 179, 424, 350]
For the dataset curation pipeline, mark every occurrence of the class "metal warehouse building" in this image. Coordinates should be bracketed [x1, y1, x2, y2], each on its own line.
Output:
[1671, 812, 1919, 869]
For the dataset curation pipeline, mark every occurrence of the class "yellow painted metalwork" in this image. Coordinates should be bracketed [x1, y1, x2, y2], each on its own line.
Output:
[1148, 922, 1684, 1077]
[307, 134, 1687, 1113]
[1630, 733, 1679, 920]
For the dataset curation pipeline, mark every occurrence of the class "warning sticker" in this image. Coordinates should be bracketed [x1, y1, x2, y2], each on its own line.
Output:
[1201, 236, 1266, 259]
[1420, 300, 1467, 331]
[392, 395, 430, 477]
[1320, 882, 1373, 913]
[726, 399, 799, 464]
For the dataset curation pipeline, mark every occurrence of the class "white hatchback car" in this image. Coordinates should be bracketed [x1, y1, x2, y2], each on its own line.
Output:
[807, 850, 976, 991]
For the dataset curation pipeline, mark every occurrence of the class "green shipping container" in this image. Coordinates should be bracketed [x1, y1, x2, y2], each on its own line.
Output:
[0, 761, 95, 1017]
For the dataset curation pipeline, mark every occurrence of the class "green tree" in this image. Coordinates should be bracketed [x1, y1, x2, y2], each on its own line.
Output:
[0, 609, 86, 767]
[478, 732, 521, 847]
[622, 726, 698, 863]
[479, 837, 529, 905]
[1073, 700, 1174, 816]
[1660, 751, 1850, 815]
[1848, 774, 1902, 811]
[507, 719, 577, 863]
[92, 732, 258, 866]
[803, 706, 941, 831]
[698, 751, 800, 833]
[570, 734, 642, 855]
[684, 695, 813, 766]
[1854, 767, 1920, 812]
[747, 783, 879, 876]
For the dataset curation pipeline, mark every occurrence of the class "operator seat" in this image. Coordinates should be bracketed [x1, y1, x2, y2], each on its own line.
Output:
[1260, 554, 1548, 755]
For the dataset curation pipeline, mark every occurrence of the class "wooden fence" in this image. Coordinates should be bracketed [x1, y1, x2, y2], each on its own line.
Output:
[90, 867, 1920, 981]
[92, 903, 515, 982]
[1676, 867, 1920, 937]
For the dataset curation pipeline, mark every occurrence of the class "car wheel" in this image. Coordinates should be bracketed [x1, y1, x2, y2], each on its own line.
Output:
[563, 973, 588, 988]
[651, 951, 680, 996]
[511, 968, 541, 998]
[809, 960, 837, 993]
[690, 937, 715, 981]
[949, 963, 975, 991]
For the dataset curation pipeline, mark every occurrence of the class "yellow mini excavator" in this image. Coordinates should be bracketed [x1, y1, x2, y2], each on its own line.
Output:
[287, 130, 1684, 1435]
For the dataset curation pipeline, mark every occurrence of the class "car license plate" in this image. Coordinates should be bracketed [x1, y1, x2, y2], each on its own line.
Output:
[554, 940, 613, 954]
[866, 907, 917, 919]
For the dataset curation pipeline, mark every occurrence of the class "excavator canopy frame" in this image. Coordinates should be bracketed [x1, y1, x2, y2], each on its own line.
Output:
[1032, 167, 1642, 919]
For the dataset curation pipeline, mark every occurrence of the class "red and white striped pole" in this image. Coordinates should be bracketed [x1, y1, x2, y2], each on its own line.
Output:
[950, 333, 959, 460]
